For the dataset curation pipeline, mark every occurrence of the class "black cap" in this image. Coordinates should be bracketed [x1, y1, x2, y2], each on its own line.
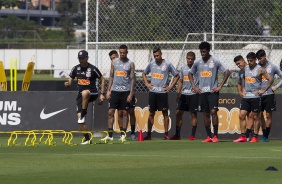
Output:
[78, 50, 88, 58]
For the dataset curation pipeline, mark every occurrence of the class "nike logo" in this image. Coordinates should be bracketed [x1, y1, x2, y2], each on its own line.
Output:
[40, 108, 68, 120]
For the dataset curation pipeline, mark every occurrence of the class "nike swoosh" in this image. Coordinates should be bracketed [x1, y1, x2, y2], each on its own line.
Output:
[40, 108, 68, 120]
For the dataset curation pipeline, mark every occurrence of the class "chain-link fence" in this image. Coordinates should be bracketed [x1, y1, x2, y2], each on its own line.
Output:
[87, 0, 282, 92]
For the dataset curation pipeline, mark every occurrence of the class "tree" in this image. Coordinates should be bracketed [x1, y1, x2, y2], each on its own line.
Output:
[266, 1, 282, 36]
[56, 0, 81, 41]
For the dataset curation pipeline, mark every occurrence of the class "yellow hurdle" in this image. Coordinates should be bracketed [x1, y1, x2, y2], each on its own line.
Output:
[22, 62, 35, 91]
[9, 58, 17, 91]
[0, 61, 7, 91]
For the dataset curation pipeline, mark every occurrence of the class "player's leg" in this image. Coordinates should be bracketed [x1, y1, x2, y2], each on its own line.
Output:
[144, 92, 156, 140]
[103, 91, 119, 140]
[188, 94, 199, 140]
[189, 112, 198, 140]
[158, 93, 169, 139]
[128, 95, 136, 140]
[246, 98, 261, 142]
[170, 110, 183, 140]
[78, 93, 97, 144]
[128, 107, 136, 140]
[208, 92, 219, 142]
[170, 94, 186, 140]
[233, 109, 248, 142]
[117, 91, 130, 141]
[78, 90, 91, 123]
[262, 94, 275, 142]
[162, 109, 169, 140]
[199, 93, 213, 142]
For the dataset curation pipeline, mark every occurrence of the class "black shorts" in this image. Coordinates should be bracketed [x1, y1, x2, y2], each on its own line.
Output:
[76, 92, 98, 113]
[240, 98, 261, 112]
[261, 94, 276, 112]
[148, 92, 168, 112]
[199, 92, 219, 112]
[177, 94, 199, 112]
[109, 91, 130, 110]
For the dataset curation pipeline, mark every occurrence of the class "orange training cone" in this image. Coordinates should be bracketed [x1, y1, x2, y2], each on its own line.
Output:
[138, 130, 144, 142]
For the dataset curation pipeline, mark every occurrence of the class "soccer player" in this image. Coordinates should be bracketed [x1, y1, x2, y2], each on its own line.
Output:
[105, 50, 137, 141]
[142, 47, 179, 140]
[235, 52, 273, 142]
[188, 41, 231, 143]
[104, 45, 136, 142]
[233, 55, 251, 142]
[65, 50, 105, 145]
[170, 51, 199, 140]
[256, 49, 282, 142]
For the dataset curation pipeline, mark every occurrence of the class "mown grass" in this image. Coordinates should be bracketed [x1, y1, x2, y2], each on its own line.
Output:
[0, 137, 281, 184]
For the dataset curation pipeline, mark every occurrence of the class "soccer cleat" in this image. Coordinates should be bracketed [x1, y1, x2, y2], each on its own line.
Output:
[212, 135, 219, 142]
[169, 135, 181, 140]
[144, 135, 152, 140]
[119, 135, 127, 142]
[81, 140, 91, 145]
[163, 135, 170, 140]
[77, 117, 85, 124]
[131, 134, 137, 141]
[233, 136, 247, 142]
[100, 136, 113, 141]
[202, 136, 213, 142]
[250, 136, 258, 143]
[262, 136, 269, 142]
[189, 135, 195, 141]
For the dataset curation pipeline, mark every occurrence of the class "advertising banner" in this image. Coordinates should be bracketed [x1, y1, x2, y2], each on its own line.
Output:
[1, 92, 282, 139]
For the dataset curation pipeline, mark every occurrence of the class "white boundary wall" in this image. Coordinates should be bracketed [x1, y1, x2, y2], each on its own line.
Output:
[1, 49, 281, 72]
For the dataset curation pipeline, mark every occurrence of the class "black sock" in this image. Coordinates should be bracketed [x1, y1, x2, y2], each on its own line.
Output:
[131, 125, 135, 135]
[254, 134, 258, 138]
[120, 128, 125, 136]
[165, 132, 168, 136]
[84, 133, 90, 141]
[213, 125, 218, 137]
[262, 129, 266, 137]
[245, 128, 251, 138]
[266, 127, 271, 138]
[80, 109, 87, 119]
[108, 128, 113, 137]
[241, 133, 245, 136]
[176, 126, 181, 137]
[205, 126, 212, 138]
[147, 132, 151, 137]
[191, 126, 197, 136]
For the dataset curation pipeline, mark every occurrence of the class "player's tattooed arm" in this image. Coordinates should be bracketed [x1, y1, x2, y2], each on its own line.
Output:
[127, 62, 136, 102]
[258, 68, 273, 95]
[106, 61, 115, 99]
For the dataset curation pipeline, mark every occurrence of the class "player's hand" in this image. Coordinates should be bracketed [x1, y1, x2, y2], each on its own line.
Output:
[98, 94, 105, 105]
[126, 94, 133, 103]
[212, 86, 221, 93]
[257, 89, 265, 95]
[176, 93, 181, 102]
[271, 86, 277, 91]
[192, 86, 201, 94]
[64, 81, 70, 87]
[145, 83, 154, 89]
[163, 86, 172, 92]
[106, 91, 111, 99]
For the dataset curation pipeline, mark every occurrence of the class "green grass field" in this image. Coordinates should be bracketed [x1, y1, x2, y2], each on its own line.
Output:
[0, 137, 281, 184]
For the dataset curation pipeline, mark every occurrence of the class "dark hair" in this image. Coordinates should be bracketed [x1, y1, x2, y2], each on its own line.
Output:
[234, 55, 244, 63]
[186, 51, 195, 58]
[246, 52, 256, 59]
[199, 41, 210, 50]
[256, 49, 266, 58]
[109, 50, 118, 57]
[119, 44, 128, 50]
[153, 46, 161, 53]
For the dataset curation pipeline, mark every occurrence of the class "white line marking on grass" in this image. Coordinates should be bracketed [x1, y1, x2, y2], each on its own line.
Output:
[1, 152, 282, 160]
[271, 149, 281, 152]
[208, 156, 282, 159]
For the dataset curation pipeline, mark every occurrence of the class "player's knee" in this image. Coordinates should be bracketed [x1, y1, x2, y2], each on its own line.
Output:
[176, 110, 183, 118]
[108, 109, 115, 117]
[81, 90, 90, 97]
